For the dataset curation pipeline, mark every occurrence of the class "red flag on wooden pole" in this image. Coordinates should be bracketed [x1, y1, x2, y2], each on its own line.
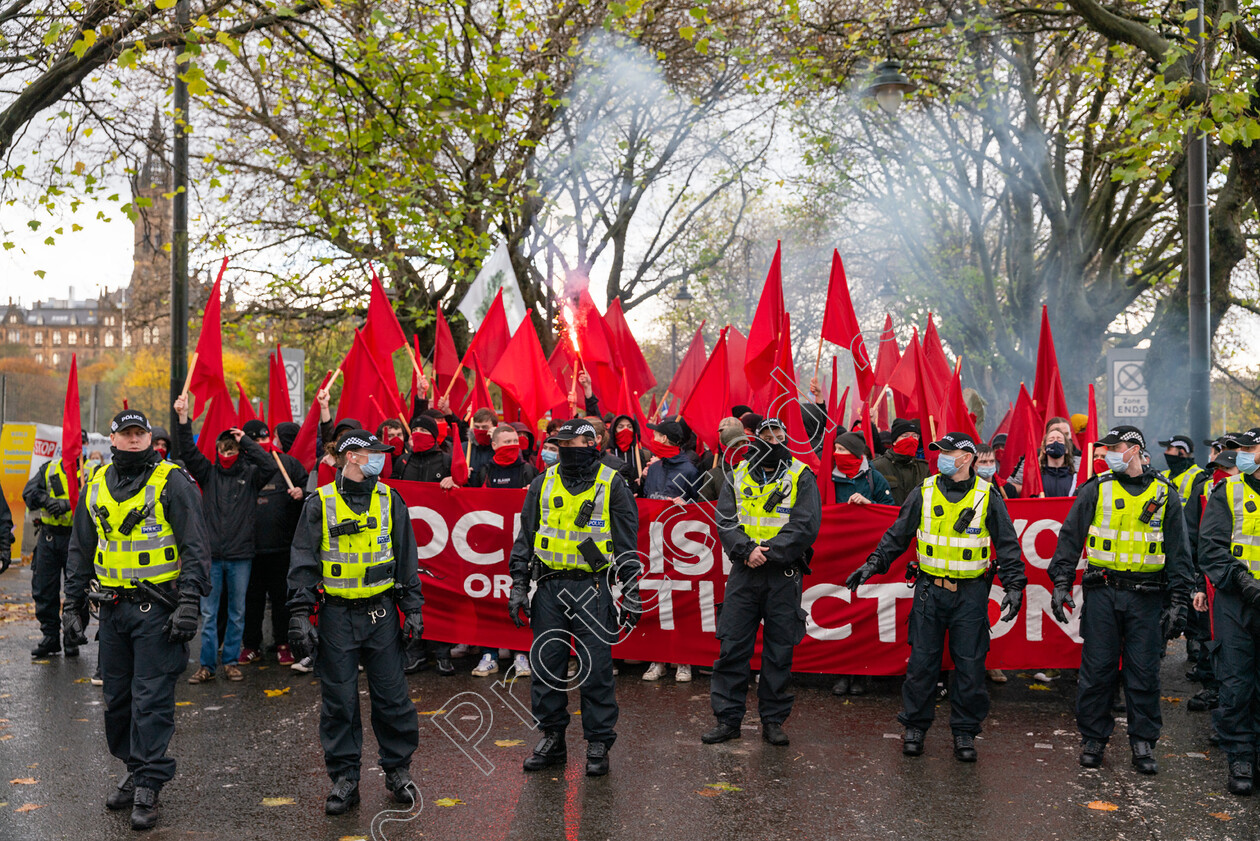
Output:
[666, 322, 708, 407]
[680, 327, 731, 454]
[1003, 383, 1044, 497]
[744, 242, 785, 387]
[362, 268, 408, 364]
[817, 355, 841, 504]
[236, 381, 259, 425]
[197, 381, 240, 462]
[61, 354, 83, 511]
[766, 314, 820, 471]
[488, 310, 567, 432]
[819, 250, 874, 396]
[268, 346, 293, 426]
[1032, 305, 1071, 426]
[187, 257, 228, 419]
[288, 371, 333, 470]
[1076, 383, 1099, 486]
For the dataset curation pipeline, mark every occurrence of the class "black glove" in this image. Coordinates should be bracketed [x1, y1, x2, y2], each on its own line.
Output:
[845, 561, 878, 592]
[1050, 583, 1076, 624]
[1232, 567, 1260, 607]
[402, 611, 424, 641]
[1161, 597, 1189, 641]
[288, 610, 319, 659]
[617, 581, 642, 631]
[163, 596, 200, 644]
[62, 603, 88, 648]
[45, 499, 71, 517]
[0, 551, 9, 575]
[508, 583, 531, 629]
[999, 588, 1023, 622]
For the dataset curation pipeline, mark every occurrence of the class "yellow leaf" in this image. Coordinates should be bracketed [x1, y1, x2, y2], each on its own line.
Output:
[0, 736, 13, 742]
[339, 837, 368, 841]
[495, 739, 524, 747]
[14, 803, 43, 813]
[1085, 801, 1118, 811]
[1028, 683, 1051, 691]
[1161, 697, 1181, 703]
[261, 797, 295, 807]
[434, 797, 463, 807]
[695, 788, 720, 797]
[31, 660, 49, 665]
[264, 688, 290, 698]
[1210, 812, 1233, 821]
[175, 702, 192, 706]
[417, 709, 448, 715]
[703, 782, 742, 792]
[9, 779, 37, 785]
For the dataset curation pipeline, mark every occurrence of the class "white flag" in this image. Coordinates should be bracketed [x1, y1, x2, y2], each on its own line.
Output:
[457, 242, 527, 331]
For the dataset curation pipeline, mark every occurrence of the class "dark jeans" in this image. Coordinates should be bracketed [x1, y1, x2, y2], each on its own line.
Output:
[710, 563, 806, 726]
[31, 528, 74, 637]
[1076, 585, 1164, 744]
[898, 577, 991, 736]
[1212, 590, 1260, 757]
[243, 550, 290, 651]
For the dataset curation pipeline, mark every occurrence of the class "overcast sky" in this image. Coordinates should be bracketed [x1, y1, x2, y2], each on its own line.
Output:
[0, 200, 134, 305]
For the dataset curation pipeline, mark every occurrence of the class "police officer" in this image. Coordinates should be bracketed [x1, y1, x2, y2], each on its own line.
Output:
[22, 430, 95, 657]
[287, 429, 423, 815]
[1160, 434, 1205, 499]
[848, 432, 1024, 761]
[1048, 425, 1193, 774]
[1199, 428, 1260, 794]
[702, 416, 821, 748]
[61, 410, 211, 830]
[508, 419, 640, 777]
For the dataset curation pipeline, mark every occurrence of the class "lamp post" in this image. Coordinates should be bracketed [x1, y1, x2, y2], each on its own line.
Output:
[670, 282, 694, 374]
[1186, 0, 1210, 454]
[168, 0, 190, 451]
[864, 58, 915, 116]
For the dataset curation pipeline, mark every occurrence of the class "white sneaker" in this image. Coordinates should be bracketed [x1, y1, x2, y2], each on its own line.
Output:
[291, 656, 314, 673]
[513, 654, 531, 676]
[675, 664, 692, 683]
[642, 662, 667, 681]
[472, 654, 499, 676]
[450, 644, 470, 658]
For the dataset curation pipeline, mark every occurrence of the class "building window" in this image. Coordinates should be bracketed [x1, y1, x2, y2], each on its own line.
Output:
[52, 352, 60, 366]
[34, 332, 43, 346]
[5, 331, 16, 343]
[52, 331, 61, 346]
[35, 352, 43, 363]
[68, 331, 77, 346]
[105, 332, 115, 348]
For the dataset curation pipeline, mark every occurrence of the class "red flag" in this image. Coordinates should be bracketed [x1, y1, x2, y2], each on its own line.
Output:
[859, 400, 876, 463]
[1076, 384, 1099, 486]
[461, 355, 495, 417]
[886, 328, 923, 417]
[463, 287, 512, 374]
[362, 268, 407, 364]
[941, 363, 979, 441]
[921, 314, 951, 405]
[871, 313, 900, 423]
[817, 356, 841, 503]
[289, 371, 333, 471]
[766, 314, 820, 471]
[1002, 384, 1044, 497]
[546, 344, 578, 420]
[449, 416, 469, 487]
[433, 307, 470, 412]
[1032, 305, 1071, 426]
[60, 354, 83, 511]
[336, 329, 406, 432]
[647, 392, 659, 422]
[604, 297, 657, 396]
[197, 381, 239, 462]
[744, 242, 785, 386]
[680, 327, 731, 453]
[268, 346, 293, 426]
[820, 250, 874, 398]
[571, 289, 615, 367]
[725, 326, 753, 410]
[990, 404, 1013, 444]
[236, 381, 259, 425]
[188, 257, 228, 419]
[666, 322, 708, 407]
[912, 327, 941, 444]
[488, 310, 567, 432]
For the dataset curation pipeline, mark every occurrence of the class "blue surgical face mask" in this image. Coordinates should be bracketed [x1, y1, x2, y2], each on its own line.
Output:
[937, 454, 959, 477]
[361, 452, 387, 477]
[976, 464, 997, 480]
[1104, 449, 1130, 473]
[540, 449, 558, 466]
[1238, 452, 1259, 475]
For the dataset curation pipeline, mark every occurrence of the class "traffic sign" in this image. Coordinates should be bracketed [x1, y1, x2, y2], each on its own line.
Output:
[1107, 348, 1148, 429]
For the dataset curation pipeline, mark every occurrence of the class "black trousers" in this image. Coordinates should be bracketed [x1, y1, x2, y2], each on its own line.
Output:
[1186, 605, 1217, 687]
[243, 550, 289, 651]
[710, 563, 806, 727]
[317, 602, 419, 781]
[529, 576, 618, 745]
[898, 577, 990, 736]
[99, 599, 187, 791]
[31, 528, 74, 638]
[1076, 585, 1164, 744]
[1212, 590, 1260, 758]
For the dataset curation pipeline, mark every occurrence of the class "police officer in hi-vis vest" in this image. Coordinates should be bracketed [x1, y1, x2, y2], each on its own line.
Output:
[23, 429, 97, 657]
[702, 414, 821, 749]
[1198, 428, 1260, 795]
[508, 418, 640, 777]
[62, 410, 211, 831]
[287, 429, 424, 815]
[847, 432, 1025, 762]
[1048, 425, 1193, 775]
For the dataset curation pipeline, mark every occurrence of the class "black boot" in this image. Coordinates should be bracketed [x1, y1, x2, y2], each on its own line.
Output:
[701, 721, 742, 744]
[384, 767, 416, 804]
[903, 727, 925, 757]
[1228, 757, 1254, 796]
[762, 722, 789, 747]
[1079, 739, 1105, 768]
[105, 773, 134, 810]
[953, 733, 977, 762]
[849, 676, 868, 696]
[130, 786, 159, 831]
[435, 657, 455, 676]
[64, 644, 79, 657]
[523, 731, 566, 771]
[585, 742, 610, 777]
[830, 675, 851, 696]
[325, 777, 359, 815]
[1130, 741, 1158, 775]
[1187, 688, 1219, 711]
[30, 635, 60, 657]
[402, 642, 429, 675]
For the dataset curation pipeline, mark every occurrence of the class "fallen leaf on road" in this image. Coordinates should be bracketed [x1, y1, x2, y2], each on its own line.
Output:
[417, 709, 448, 716]
[495, 740, 524, 747]
[264, 688, 290, 698]
[0, 736, 13, 742]
[13, 803, 43, 813]
[73, 678, 90, 684]
[1028, 683, 1051, 691]
[31, 660, 49, 665]
[434, 797, 463, 807]
[175, 702, 192, 707]
[695, 789, 720, 797]
[1161, 697, 1181, 703]
[702, 782, 742, 792]
[338, 836, 368, 841]
[261, 797, 295, 807]
[1085, 801, 1118, 811]
[9, 779, 36, 785]
[1210, 812, 1233, 821]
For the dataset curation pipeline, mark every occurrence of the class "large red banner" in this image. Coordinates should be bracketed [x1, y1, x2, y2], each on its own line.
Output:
[394, 481, 1084, 675]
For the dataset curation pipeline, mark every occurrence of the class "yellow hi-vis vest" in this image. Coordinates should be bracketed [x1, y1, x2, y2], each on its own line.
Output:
[533, 464, 617, 571]
[1224, 474, 1260, 578]
[915, 476, 994, 578]
[1086, 475, 1168, 573]
[1162, 464, 1205, 501]
[87, 462, 181, 589]
[317, 483, 395, 599]
[42, 460, 75, 527]
[733, 460, 808, 542]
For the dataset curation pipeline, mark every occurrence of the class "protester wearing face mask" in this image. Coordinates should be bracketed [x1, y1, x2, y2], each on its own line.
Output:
[539, 440, 560, 469]
[1010, 417, 1076, 498]
[510, 421, 537, 465]
[468, 408, 499, 475]
[1198, 429, 1260, 795]
[974, 444, 1014, 499]
[508, 419, 640, 777]
[609, 414, 649, 493]
[375, 419, 407, 478]
[287, 429, 424, 814]
[848, 432, 1025, 763]
[703, 416, 821, 749]
[394, 416, 451, 484]
[1047, 425, 1193, 775]
[149, 427, 183, 468]
[174, 394, 277, 685]
[640, 418, 702, 505]
[871, 418, 930, 505]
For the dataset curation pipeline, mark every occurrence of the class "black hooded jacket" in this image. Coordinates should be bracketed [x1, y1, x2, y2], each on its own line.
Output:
[177, 422, 277, 559]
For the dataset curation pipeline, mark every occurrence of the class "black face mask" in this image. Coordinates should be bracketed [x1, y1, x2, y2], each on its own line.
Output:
[1164, 453, 1194, 476]
[557, 445, 600, 478]
[1044, 442, 1067, 459]
[110, 446, 156, 474]
[748, 438, 790, 473]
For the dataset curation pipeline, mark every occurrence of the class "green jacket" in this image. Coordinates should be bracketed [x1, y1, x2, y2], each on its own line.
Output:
[870, 452, 931, 506]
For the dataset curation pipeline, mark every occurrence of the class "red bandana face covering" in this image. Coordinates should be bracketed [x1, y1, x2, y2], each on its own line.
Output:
[154, 445, 168, 459]
[493, 444, 521, 466]
[1213, 469, 1230, 484]
[615, 428, 636, 451]
[892, 437, 919, 457]
[1093, 458, 1109, 476]
[218, 452, 239, 469]
[647, 438, 680, 459]
[473, 428, 492, 447]
[389, 436, 405, 457]
[833, 453, 863, 477]
[410, 431, 435, 452]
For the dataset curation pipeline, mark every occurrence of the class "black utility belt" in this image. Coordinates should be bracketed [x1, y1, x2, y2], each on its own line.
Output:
[323, 593, 395, 609]
[39, 524, 73, 536]
[921, 575, 984, 592]
[96, 583, 178, 603]
[535, 567, 599, 581]
[1082, 567, 1164, 593]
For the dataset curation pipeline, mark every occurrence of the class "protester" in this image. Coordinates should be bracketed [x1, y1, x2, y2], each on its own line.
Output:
[871, 418, 930, 505]
[468, 408, 499, 475]
[395, 416, 451, 484]
[974, 444, 1015, 499]
[1010, 417, 1076, 497]
[609, 414, 649, 493]
[698, 418, 747, 502]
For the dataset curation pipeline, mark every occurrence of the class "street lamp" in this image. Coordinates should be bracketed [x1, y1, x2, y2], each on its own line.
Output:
[1186, 0, 1210, 455]
[670, 282, 694, 374]
[865, 58, 915, 116]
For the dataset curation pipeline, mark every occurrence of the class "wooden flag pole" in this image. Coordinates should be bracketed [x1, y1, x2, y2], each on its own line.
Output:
[813, 337, 825, 380]
[328, 367, 343, 389]
[272, 451, 295, 490]
[180, 352, 199, 399]
[464, 408, 473, 465]
[404, 342, 428, 394]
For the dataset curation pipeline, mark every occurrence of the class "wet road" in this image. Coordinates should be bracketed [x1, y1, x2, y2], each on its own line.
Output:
[0, 567, 1255, 841]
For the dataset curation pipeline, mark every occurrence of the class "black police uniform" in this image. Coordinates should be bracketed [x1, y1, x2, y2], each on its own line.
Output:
[508, 437, 638, 771]
[1182, 470, 1218, 695]
[1048, 466, 1193, 768]
[63, 446, 212, 806]
[708, 452, 821, 741]
[860, 469, 1024, 747]
[287, 471, 422, 791]
[22, 462, 86, 654]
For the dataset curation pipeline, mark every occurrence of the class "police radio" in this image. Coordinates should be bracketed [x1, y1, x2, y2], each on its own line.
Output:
[1138, 497, 1162, 525]
[574, 499, 595, 528]
[763, 477, 792, 513]
[117, 502, 153, 536]
[328, 516, 376, 538]
[49, 473, 65, 496]
[93, 505, 112, 536]
[953, 507, 977, 534]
